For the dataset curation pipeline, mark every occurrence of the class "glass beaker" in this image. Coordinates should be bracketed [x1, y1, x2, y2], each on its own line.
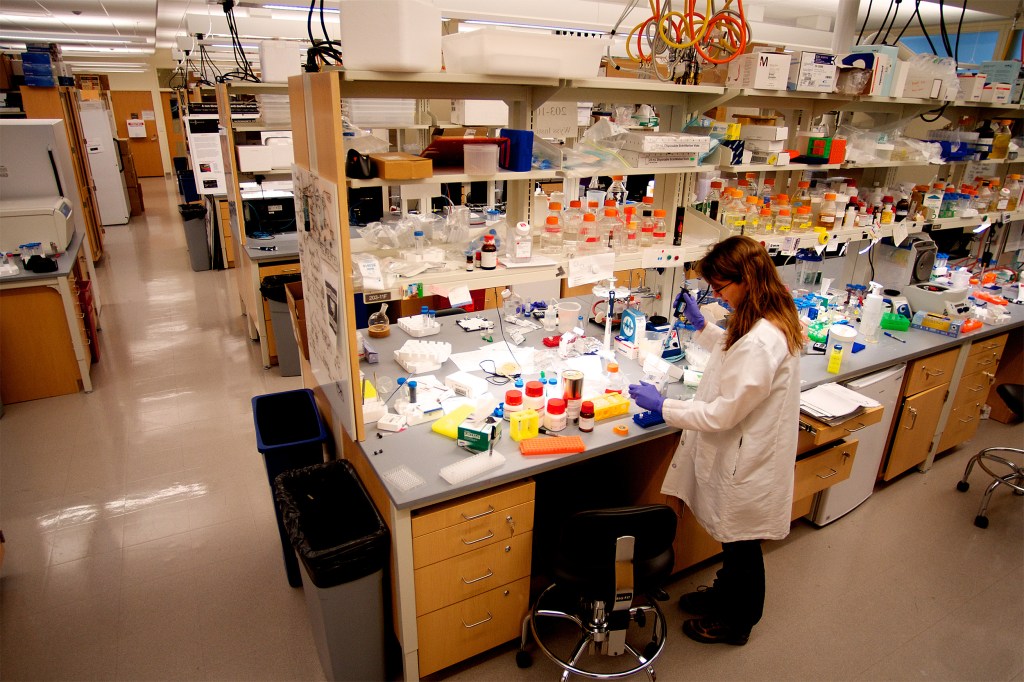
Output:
[368, 303, 390, 338]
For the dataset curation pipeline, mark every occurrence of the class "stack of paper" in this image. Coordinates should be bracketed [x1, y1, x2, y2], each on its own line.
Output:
[800, 383, 879, 424]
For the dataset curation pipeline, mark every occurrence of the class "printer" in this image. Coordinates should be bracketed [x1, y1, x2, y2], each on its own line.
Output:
[0, 197, 75, 255]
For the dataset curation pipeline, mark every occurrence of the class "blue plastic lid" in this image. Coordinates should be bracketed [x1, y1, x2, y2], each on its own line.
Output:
[414, 230, 424, 237]
[407, 380, 417, 389]
[515, 378, 524, 388]
[808, 307, 818, 320]
[421, 306, 429, 314]
[548, 378, 557, 385]
[397, 377, 406, 386]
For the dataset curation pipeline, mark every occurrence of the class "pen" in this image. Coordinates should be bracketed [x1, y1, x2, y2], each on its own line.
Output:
[884, 331, 906, 343]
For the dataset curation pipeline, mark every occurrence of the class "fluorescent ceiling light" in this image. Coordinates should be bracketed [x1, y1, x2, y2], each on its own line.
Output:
[459, 19, 607, 34]
[263, 4, 338, 13]
[211, 43, 258, 50]
[0, 34, 138, 45]
[0, 14, 145, 29]
[61, 46, 154, 54]
[65, 61, 148, 67]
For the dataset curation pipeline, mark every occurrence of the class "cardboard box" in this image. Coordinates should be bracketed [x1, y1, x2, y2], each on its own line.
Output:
[127, 185, 144, 216]
[451, 99, 509, 126]
[619, 149, 699, 169]
[618, 131, 711, 154]
[787, 52, 837, 93]
[739, 124, 789, 141]
[980, 60, 1024, 101]
[839, 52, 889, 96]
[285, 280, 308, 360]
[982, 83, 1012, 104]
[958, 74, 988, 101]
[369, 152, 433, 180]
[727, 52, 791, 90]
[856, 45, 899, 96]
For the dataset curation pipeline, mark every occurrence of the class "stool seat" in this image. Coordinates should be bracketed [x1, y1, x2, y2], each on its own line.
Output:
[956, 447, 1024, 528]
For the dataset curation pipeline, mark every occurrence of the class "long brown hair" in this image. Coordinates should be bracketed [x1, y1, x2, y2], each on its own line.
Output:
[698, 236, 803, 355]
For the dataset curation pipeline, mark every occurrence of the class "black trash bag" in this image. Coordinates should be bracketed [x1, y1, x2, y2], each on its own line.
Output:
[260, 273, 303, 303]
[275, 460, 390, 589]
[178, 203, 207, 220]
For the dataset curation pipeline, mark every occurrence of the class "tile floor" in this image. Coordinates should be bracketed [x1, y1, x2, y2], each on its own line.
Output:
[1, 176, 1022, 681]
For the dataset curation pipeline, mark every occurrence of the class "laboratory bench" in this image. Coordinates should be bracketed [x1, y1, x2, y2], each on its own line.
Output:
[322, 300, 1021, 679]
[0, 230, 96, 403]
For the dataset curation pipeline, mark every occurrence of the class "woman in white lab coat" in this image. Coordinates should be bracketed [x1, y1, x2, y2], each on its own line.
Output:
[628, 235, 803, 646]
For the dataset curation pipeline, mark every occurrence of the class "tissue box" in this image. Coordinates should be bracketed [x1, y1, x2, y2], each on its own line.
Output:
[839, 52, 889, 96]
[619, 131, 711, 154]
[788, 52, 837, 93]
[958, 74, 988, 101]
[911, 311, 962, 337]
[727, 52, 791, 90]
[457, 414, 502, 452]
[856, 45, 899, 96]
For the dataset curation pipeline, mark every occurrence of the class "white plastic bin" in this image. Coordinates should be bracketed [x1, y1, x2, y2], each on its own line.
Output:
[339, 0, 442, 72]
[464, 144, 499, 175]
[442, 29, 610, 79]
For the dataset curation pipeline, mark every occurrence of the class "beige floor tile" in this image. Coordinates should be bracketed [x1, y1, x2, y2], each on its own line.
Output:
[121, 532, 195, 585]
[122, 498, 192, 547]
[50, 516, 126, 565]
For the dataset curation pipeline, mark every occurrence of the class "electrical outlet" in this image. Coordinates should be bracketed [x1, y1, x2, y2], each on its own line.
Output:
[641, 246, 689, 268]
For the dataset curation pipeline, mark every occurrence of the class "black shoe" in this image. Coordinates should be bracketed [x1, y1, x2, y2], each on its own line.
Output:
[682, 617, 750, 646]
[677, 586, 718, 616]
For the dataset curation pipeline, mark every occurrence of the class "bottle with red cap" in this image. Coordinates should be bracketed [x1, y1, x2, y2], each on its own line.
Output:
[524, 380, 546, 415]
[544, 398, 567, 432]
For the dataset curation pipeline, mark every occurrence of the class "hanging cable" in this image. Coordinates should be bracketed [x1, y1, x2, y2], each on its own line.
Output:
[872, 0, 896, 46]
[915, 5, 940, 55]
[938, 0, 953, 57]
[857, 0, 875, 45]
[919, 102, 950, 123]
[893, 0, 921, 44]
[954, 0, 967, 65]
[880, 0, 902, 44]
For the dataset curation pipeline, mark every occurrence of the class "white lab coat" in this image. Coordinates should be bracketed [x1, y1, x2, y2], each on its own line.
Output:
[660, 319, 800, 543]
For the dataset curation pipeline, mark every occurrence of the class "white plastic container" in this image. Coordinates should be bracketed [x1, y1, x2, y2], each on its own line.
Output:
[464, 144, 499, 175]
[442, 29, 610, 79]
[339, 0, 442, 73]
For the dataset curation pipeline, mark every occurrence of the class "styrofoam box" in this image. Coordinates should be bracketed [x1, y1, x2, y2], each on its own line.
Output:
[237, 145, 274, 172]
[258, 40, 303, 83]
[442, 29, 611, 79]
[339, 0, 442, 72]
[451, 100, 509, 126]
[270, 143, 294, 169]
[739, 125, 789, 141]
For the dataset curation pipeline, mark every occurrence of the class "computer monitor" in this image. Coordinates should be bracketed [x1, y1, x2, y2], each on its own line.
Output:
[242, 194, 296, 236]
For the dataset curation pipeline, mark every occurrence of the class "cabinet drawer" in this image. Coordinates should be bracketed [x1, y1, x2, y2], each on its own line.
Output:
[794, 439, 858, 501]
[417, 576, 530, 677]
[949, 371, 994, 411]
[968, 333, 1007, 359]
[798, 405, 883, 453]
[415, 532, 531, 616]
[905, 348, 959, 395]
[259, 261, 300, 278]
[936, 401, 982, 453]
[962, 349, 1002, 377]
[413, 501, 534, 569]
[413, 479, 535, 537]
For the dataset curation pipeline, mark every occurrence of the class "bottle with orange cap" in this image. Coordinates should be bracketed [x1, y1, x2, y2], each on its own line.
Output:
[818, 192, 839, 231]
[608, 175, 628, 206]
[599, 207, 624, 251]
[578, 212, 600, 255]
[540, 214, 563, 255]
[1004, 174, 1022, 211]
[651, 209, 669, 245]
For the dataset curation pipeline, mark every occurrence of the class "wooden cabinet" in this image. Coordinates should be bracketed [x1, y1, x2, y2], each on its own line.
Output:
[903, 347, 959, 395]
[883, 383, 950, 480]
[411, 480, 534, 676]
[936, 333, 1008, 454]
[794, 439, 859, 502]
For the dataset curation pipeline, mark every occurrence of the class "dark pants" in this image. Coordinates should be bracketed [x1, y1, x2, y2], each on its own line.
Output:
[712, 540, 765, 632]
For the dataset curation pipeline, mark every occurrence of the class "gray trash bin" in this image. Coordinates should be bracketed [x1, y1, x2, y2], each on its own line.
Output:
[260, 274, 302, 377]
[178, 203, 210, 272]
[275, 460, 390, 682]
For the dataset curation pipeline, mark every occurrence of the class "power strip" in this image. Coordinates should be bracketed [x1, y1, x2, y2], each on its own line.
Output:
[641, 246, 689, 268]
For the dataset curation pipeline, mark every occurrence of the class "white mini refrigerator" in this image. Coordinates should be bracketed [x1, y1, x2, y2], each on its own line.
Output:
[79, 106, 130, 225]
[809, 364, 906, 526]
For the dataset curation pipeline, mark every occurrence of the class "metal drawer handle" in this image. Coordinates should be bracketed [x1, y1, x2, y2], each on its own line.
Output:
[844, 422, 868, 433]
[461, 611, 493, 629]
[969, 385, 985, 393]
[904, 406, 918, 430]
[461, 505, 495, 521]
[462, 530, 495, 546]
[816, 468, 839, 480]
[923, 368, 945, 378]
[958, 416, 975, 424]
[461, 569, 494, 585]
[977, 359, 994, 366]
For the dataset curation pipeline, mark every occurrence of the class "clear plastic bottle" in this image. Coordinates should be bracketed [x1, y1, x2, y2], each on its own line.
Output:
[651, 209, 669, 245]
[605, 362, 626, 393]
[508, 221, 533, 263]
[599, 208, 624, 251]
[639, 209, 655, 247]
[561, 200, 583, 254]
[818, 192, 839, 231]
[757, 206, 773, 234]
[623, 220, 640, 252]
[994, 182, 1012, 212]
[795, 180, 812, 209]
[775, 207, 792, 232]
[608, 175, 628, 206]
[974, 181, 993, 214]
[413, 229, 427, 257]
[991, 119, 1013, 160]
[721, 190, 748, 236]
[772, 193, 790, 221]
[540, 215, 563, 255]
[1005, 174, 1022, 211]
[745, 195, 761, 233]
[705, 180, 723, 220]
[793, 205, 813, 232]
[759, 177, 775, 207]
[744, 172, 760, 198]
[578, 212, 600, 255]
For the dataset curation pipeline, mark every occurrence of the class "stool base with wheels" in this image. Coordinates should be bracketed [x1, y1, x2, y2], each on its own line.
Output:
[955, 447, 1024, 528]
[514, 505, 677, 681]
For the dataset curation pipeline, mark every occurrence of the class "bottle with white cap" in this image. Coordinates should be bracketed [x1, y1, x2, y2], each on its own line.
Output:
[860, 281, 884, 344]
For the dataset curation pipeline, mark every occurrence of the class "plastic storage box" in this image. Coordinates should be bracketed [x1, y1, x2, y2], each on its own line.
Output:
[339, 0, 442, 72]
[442, 29, 610, 79]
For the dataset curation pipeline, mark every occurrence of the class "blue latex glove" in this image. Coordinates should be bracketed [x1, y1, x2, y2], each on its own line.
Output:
[681, 291, 705, 330]
[628, 382, 665, 414]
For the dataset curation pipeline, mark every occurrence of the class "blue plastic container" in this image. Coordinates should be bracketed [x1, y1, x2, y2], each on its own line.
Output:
[500, 128, 535, 171]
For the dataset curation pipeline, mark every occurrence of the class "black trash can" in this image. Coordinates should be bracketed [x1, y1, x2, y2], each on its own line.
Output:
[252, 388, 327, 587]
[276, 460, 390, 682]
[178, 203, 210, 271]
[260, 274, 303, 377]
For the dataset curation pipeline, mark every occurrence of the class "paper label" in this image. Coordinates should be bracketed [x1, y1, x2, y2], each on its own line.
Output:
[567, 253, 615, 288]
[892, 221, 909, 247]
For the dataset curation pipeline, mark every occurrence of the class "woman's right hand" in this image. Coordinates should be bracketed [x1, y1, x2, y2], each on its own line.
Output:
[682, 292, 706, 330]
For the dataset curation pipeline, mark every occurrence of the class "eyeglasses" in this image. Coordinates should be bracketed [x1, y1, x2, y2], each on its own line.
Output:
[712, 281, 737, 297]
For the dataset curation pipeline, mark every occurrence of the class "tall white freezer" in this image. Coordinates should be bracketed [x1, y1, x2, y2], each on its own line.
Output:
[79, 105, 130, 226]
[809, 364, 907, 526]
